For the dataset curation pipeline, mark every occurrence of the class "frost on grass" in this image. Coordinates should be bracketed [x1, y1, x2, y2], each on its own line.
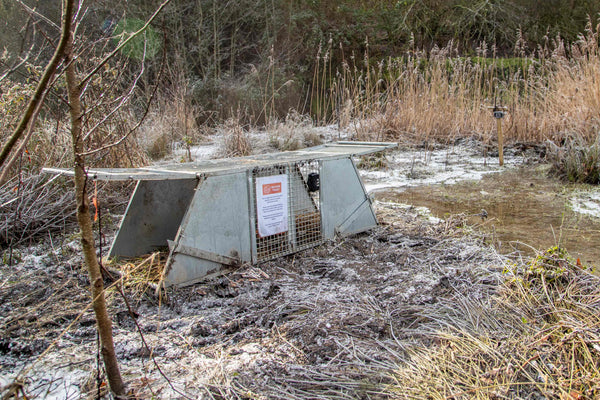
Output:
[0, 202, 506, 399]
[6, 139, 585, 399]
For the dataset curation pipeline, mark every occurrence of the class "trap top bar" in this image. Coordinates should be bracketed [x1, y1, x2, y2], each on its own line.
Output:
[42, 141, 397, 181]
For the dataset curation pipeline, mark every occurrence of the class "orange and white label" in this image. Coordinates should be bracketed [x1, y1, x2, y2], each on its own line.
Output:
[262, 182, 282, 195]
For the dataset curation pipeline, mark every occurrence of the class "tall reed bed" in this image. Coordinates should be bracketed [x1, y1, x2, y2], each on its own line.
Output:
[311, 22, 600, 144]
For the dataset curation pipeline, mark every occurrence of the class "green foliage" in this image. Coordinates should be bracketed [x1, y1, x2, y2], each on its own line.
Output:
[112, 18, 162, 60]
[470, 56, 535, 75]
[525, 246, 572, 283]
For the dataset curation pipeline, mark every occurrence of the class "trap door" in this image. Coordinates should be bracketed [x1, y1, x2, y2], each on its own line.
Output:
[109, 178, 198, 257]
[251, 161, 323, 262]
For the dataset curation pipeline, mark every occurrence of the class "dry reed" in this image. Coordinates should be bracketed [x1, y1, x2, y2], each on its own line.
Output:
[220, 113, 252, 157]
[391, 246, 600, 399]
[312, 22, 600, 145]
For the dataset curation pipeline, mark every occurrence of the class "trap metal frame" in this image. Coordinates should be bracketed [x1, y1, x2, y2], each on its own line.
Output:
[44, 141, 397, 286]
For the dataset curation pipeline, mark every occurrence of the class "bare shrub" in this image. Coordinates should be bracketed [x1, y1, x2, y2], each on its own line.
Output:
[0, 174, 74, 246]
[268, 110, 323, 151]
[221, 116, 252, 157]
[0, 67, 147, 248]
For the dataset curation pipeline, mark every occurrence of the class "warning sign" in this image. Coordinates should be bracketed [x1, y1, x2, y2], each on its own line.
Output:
[256, 174, 288, 237]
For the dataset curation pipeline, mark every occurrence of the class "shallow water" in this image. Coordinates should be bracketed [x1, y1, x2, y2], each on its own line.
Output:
[374, 165, 600, 268]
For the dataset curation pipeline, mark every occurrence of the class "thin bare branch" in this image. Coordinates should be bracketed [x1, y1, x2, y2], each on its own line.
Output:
[0, 44, 35, 83]
[0, 88, 49, 187]
[13, 0, 61, 31]
[0, 0, 74, 169]
[79, 33, 167, 157]
[81, 46, 147, 142]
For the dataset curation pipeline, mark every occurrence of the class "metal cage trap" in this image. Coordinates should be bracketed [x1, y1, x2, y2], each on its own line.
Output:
[44, 141, 397, 286]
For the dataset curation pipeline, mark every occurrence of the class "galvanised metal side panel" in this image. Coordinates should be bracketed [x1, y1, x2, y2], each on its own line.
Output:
[108, 179, 197, 257]
[164, 253, 227, 287]
[165, 172, 252, 286]
[320, 158, 377, 238]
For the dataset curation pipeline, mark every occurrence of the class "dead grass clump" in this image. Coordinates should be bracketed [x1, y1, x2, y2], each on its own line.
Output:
[109, 252, 167, 301]
[268, 110, 323, 151]
[392, 246, 600, 399]
[136, 83, 204, 161]
[547, 133, 600, 184]
[221, 116, 252, 157]
[355, 152, 389, 170]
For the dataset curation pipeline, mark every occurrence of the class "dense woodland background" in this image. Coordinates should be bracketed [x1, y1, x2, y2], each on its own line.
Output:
[2, 0, 599, 123]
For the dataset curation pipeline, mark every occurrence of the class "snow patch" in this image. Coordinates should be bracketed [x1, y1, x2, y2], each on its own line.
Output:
[0, 364, 88, 400]
[362, 144, 523, 193]
[374, 200, 442, 223]
[570, 189, 600, 219]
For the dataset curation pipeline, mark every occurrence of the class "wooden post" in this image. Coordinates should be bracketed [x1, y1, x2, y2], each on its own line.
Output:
[492, 107, 507, 166]
[497, 117, 504, 166]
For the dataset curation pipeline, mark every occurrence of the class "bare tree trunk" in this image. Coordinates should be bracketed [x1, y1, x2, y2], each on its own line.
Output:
[64, 19, 127, 400]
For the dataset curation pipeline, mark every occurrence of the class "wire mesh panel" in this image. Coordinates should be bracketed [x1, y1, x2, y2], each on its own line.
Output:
[292, 160, 322, 250]
[253, 164, 290, 260]
[252, 161, 323, 261]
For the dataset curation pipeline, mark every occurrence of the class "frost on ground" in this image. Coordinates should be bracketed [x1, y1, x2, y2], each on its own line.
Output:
[570, 189, 600, 219]
[2, 135, 557, 398]
[0, 203, 506, 399]
[360, 139, 538, 193]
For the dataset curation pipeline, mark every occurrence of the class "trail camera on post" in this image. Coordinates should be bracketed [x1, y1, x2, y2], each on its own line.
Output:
[44, 141, 397, 286]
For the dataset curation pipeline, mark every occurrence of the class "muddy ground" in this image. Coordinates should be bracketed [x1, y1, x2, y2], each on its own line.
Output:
[0, 201, 506, 399]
